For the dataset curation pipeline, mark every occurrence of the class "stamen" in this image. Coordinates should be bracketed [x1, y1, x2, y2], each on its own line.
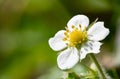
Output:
[79, 24, 82, 28]
[72, 25, 75, 29]
[63, 25, 88, 47]
[64, 32, 68, 35]
[66, 43, 69, 45]
[63, 38, 67, 41]
[66, 29, 69, 32]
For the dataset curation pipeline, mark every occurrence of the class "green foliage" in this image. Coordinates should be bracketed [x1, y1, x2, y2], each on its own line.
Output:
[0, 0, 119, 79]
[67, 72, 80, 79]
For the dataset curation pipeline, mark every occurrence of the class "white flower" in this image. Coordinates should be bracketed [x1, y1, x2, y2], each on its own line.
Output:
[48, 15, 110, 70]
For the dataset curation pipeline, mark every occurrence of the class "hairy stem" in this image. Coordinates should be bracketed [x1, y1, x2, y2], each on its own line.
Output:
[89, 53, 106, 79]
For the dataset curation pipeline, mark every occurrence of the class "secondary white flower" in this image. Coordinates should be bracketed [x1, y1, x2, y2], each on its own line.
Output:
[49, 15, 109, 70]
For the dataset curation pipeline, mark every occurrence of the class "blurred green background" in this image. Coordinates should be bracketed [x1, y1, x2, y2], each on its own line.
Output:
[0, 0, 120, 79]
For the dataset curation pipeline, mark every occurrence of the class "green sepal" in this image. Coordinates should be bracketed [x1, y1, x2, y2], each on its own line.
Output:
[87, 18, 98, 30]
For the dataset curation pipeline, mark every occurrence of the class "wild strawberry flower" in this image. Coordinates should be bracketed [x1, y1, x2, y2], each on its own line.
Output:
[48, 15, 109, 70]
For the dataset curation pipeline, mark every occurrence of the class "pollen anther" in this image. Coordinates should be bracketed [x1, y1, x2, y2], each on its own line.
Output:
[63, 25, 88, 47]
[72, 25, 75, 28]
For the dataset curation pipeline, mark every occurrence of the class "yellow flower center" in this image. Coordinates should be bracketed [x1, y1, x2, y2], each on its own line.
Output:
[63, 25, 88, 47]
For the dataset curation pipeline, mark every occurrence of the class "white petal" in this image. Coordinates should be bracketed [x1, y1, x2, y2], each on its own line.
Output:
[57, 47, 79, 70]
[80, 41, 102, 60]
[48, 30, 67, 51]
[88, 22, 110, 41]
[67, 15, 89, 31]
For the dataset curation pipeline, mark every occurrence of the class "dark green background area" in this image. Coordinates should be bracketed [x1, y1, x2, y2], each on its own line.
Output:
[0, 0, 120, 79]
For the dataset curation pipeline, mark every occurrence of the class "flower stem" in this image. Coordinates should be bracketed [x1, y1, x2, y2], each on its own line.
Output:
[89, 53, 106, 79]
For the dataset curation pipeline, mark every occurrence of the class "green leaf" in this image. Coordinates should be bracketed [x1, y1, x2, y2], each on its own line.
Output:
[67, 72, 80, 79]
